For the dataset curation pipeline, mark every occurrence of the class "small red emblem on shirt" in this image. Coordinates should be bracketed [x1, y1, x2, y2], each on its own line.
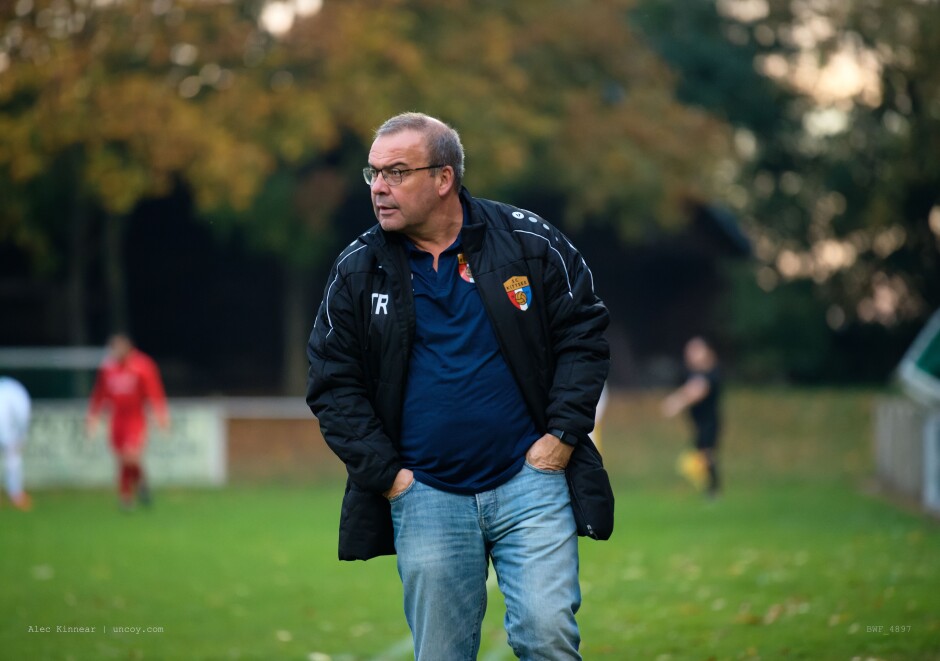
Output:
[458, 253, 475, 283]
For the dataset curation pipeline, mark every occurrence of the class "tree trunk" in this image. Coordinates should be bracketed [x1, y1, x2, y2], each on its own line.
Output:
[67, 152, 92, 395]
[68, 200, 88, 346]
[103, 212, 129, 334]
[282, 265, 312, 396]
[67, 147, 89, 346]
[68, 195, 93, 396]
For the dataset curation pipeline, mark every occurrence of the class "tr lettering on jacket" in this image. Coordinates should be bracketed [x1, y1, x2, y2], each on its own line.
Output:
[371, 293, 389, 315]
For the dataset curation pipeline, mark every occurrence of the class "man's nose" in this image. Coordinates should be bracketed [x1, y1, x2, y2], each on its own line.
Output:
[370, 173, 390, 193]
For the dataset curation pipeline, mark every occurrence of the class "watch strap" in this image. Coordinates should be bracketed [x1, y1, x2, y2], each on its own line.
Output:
[549, 428, 579, 446]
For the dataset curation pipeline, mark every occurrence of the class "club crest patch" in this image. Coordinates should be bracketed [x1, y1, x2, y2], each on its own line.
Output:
[457, 253, 474, 283]
[503, 276, 532, 311]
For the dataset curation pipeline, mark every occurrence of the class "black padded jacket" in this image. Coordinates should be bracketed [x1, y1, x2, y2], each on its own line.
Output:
[307, 188, 613, 560]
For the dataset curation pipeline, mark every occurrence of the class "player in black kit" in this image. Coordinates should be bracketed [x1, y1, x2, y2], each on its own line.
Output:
[662, 337, 722, 497]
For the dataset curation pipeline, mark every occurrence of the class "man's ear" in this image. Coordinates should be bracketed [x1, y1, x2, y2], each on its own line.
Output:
[437, 165, 456, 197]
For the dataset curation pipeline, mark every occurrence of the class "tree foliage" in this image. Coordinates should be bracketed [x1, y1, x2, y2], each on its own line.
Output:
[0, 0, 734, 273]
[636, 0, 940, 380]
[13, 0, 938, 383]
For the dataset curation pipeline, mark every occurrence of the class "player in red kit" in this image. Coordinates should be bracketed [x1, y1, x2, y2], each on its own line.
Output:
[87, 334, 169, 510]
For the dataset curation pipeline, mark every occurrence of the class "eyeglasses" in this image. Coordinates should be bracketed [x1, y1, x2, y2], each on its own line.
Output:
[362, 165, 444, 186]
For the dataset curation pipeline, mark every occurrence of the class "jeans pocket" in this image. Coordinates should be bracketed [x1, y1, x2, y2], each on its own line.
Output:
[388, 479, 417, 504]
[524, 461, 566, 476]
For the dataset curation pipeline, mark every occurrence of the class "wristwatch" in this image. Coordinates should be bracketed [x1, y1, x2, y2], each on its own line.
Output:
[549, 428, 579, 447]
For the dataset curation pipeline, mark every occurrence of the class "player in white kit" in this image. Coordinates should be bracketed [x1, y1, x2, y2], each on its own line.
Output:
[0, 377, 32, 511]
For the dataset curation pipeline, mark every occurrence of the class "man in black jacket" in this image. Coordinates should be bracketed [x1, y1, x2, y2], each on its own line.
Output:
[307, 112, 610, 660]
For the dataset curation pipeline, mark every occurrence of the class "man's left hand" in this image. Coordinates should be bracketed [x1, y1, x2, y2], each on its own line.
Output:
[525, 433, 575, 471]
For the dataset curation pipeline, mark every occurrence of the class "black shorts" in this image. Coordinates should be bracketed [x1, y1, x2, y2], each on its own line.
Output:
[694, 424, 719, 450]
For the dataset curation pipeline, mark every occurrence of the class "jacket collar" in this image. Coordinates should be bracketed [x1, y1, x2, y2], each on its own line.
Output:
[459, 187, 487, 255]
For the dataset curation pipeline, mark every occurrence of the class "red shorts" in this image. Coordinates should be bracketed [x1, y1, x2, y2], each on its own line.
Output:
[110, 416, 146, 452]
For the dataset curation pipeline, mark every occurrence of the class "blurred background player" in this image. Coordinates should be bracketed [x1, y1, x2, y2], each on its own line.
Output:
[589, 382, 609, 453]
[87, 334, 169, 510]
[662, 336, 723, 497]
[0, 376, 32, 511]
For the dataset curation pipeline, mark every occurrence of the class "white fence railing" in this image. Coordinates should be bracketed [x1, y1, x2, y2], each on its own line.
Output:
[22, 401, 226, 488]
[873, 397, 940, 515]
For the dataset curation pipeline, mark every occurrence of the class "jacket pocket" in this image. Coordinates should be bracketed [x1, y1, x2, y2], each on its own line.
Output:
[565, 438, 615, 540]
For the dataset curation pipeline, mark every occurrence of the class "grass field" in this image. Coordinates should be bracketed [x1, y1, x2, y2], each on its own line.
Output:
[2, 389, 939, 660]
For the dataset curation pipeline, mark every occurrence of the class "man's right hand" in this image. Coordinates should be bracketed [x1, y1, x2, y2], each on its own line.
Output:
[383, 468, 415, 500]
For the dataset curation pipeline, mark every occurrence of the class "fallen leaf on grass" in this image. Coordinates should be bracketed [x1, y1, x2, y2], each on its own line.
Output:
[763, 604, 782, 625]
[735, 613, 762, 625]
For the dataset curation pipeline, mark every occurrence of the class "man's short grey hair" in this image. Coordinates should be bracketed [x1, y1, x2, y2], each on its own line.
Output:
[375, 112, 465, 189]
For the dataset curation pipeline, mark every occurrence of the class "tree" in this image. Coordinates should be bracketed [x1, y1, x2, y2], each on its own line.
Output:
[634, 0, 940, 381]
[1, 1, 277, 335]
[1, 0, 736, 391]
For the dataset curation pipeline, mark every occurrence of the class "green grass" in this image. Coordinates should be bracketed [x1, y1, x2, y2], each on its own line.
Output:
[2, 389, 939, 660]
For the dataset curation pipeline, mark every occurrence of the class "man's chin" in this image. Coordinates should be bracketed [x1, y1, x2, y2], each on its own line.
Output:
[377, 216, 404, 232]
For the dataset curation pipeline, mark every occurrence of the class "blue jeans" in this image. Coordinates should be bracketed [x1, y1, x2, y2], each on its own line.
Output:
[390, 463, 581, 660]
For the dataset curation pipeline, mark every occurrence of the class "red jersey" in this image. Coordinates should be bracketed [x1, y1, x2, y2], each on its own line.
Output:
[89, 349, 168, 437]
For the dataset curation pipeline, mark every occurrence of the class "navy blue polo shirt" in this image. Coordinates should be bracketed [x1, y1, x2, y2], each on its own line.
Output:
[399, 210, 539, 494]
